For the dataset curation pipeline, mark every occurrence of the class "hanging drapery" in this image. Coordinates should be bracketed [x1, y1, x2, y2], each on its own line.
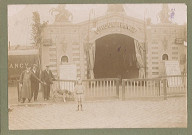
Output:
[88, 43, 95, 79]
[134, 40, 145, 78]
[84, 41, 95, 79]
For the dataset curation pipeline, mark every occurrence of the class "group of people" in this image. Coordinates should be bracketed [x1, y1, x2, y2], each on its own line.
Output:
[19, 64, 55, 103]
[19, 64, 85, 111]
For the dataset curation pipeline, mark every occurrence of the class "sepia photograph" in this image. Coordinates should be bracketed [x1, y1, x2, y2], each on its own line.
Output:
[8, 4, 187, 129]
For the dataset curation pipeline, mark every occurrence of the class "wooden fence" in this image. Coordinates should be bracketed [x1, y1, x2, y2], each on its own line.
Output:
[161, 75, 187, 99]
[122, 78, 161, 100]
[121, 75, 187, 100]
[82, 78, 120, 100]
[16, 75, 187, 101]
[52, 79, 76, 92]
[51, 78, 120, 100]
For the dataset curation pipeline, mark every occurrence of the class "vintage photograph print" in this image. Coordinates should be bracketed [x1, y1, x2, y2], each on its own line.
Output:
[8, 4, 187, 129]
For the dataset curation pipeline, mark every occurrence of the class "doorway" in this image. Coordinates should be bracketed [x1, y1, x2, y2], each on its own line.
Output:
[94, 34, 139, 79]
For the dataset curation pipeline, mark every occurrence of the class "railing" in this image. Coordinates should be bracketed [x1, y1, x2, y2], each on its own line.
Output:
[51, 78, 120, 100]
[52, 80, 76, 92]
[16, 75, 186, 102]
[122, 78, 161, 100]
[82, 78, 120, 99]
[122, 75, 187, 100]
[160, 75, 187, 99]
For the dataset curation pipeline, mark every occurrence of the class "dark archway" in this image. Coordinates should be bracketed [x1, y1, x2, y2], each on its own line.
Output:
[61, 55, 68, 64]
[162, 54, 168, 60]
[94, 34, 139, 79]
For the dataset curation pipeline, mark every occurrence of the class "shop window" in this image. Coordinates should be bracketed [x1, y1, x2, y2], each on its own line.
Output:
[61, 56, 68, 64]
[162, 54, 168, 60]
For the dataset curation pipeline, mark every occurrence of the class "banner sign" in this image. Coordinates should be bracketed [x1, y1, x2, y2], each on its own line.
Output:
[8, 55, 38, 79]
[59, 64, 77, 91]
[95, 22, 138, 34]
[165, 61, 182, 87]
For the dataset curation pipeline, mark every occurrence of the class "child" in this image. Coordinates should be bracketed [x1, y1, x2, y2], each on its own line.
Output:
[74, 79, 85, 111]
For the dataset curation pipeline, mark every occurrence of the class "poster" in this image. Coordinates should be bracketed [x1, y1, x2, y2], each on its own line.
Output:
[59, 64, 77, 91]
[165, 61, 182, 87]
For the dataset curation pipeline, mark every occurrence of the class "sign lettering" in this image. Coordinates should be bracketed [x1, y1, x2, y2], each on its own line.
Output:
[8, 63, 29, 69]
[95, 22, 138, 34]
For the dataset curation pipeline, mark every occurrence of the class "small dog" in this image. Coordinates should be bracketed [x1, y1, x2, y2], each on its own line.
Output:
[53, 89, 74, 102]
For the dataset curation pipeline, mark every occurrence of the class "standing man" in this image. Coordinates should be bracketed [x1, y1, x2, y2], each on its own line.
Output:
[41, 65, 55, 100]
[31, 64, 40, 101]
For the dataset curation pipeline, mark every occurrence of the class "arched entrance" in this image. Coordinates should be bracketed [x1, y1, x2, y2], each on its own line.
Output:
[94, 34, 139, 79]
[162, 54, 168, 60]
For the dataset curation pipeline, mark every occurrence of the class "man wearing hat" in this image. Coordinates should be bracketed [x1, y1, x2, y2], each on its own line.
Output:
[31, 64, 40, 101]
[41, 65, 55, 100]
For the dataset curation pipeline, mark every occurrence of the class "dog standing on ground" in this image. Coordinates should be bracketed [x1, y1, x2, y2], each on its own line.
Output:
[53, 89, 74, 102]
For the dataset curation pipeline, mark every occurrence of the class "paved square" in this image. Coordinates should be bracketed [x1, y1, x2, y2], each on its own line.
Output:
[9, 97, 187, 129]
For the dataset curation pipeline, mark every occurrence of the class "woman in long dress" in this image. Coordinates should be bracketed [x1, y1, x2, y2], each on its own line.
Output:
[19, 66, 33, 103]
[20, 66, 43, 103]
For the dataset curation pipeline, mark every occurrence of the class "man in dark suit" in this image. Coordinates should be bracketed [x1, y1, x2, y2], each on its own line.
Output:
[31, 64, 40, 101]
[41, 65, 55, 100]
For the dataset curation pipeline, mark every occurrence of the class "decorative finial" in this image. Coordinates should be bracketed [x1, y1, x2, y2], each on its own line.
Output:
[158, 4, 171, 24]
[50, 4, 73, 23]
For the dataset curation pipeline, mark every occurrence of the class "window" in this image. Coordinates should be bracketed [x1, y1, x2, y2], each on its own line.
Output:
[162, 54, 168, 60]
[73, 53, 80, 56]
[49, 53, 56, 57]
[73, 58, 80, 61]
[152, 72, 159, 75]
[73, 48, 79, 50]
[172, 47, 178, 50]
[172, 57, 178, 60]
[50, 59, 57, 62]
[72, 42, 79, 45]
[172, 52, 178, 55]
[152, 67, 159, 69]
[152, 57, 158, 59]
[49, 48, 56, 51]
[152, 46, 158, 49]
[152, 62, 159, 64]
[61, 56, 68, 64]
[152, 41, 158, 44]
[152, 52, 158, 54]
[180, 54, 186, 64]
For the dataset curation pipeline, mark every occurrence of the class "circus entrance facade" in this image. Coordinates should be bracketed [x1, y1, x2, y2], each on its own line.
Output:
[41, 5, 186, 80]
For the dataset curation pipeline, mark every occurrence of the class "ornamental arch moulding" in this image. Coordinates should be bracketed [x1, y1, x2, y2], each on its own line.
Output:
[87, 16, 146, 43]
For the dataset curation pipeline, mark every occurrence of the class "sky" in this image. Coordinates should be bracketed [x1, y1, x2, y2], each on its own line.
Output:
[8, 4, 187, 46]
